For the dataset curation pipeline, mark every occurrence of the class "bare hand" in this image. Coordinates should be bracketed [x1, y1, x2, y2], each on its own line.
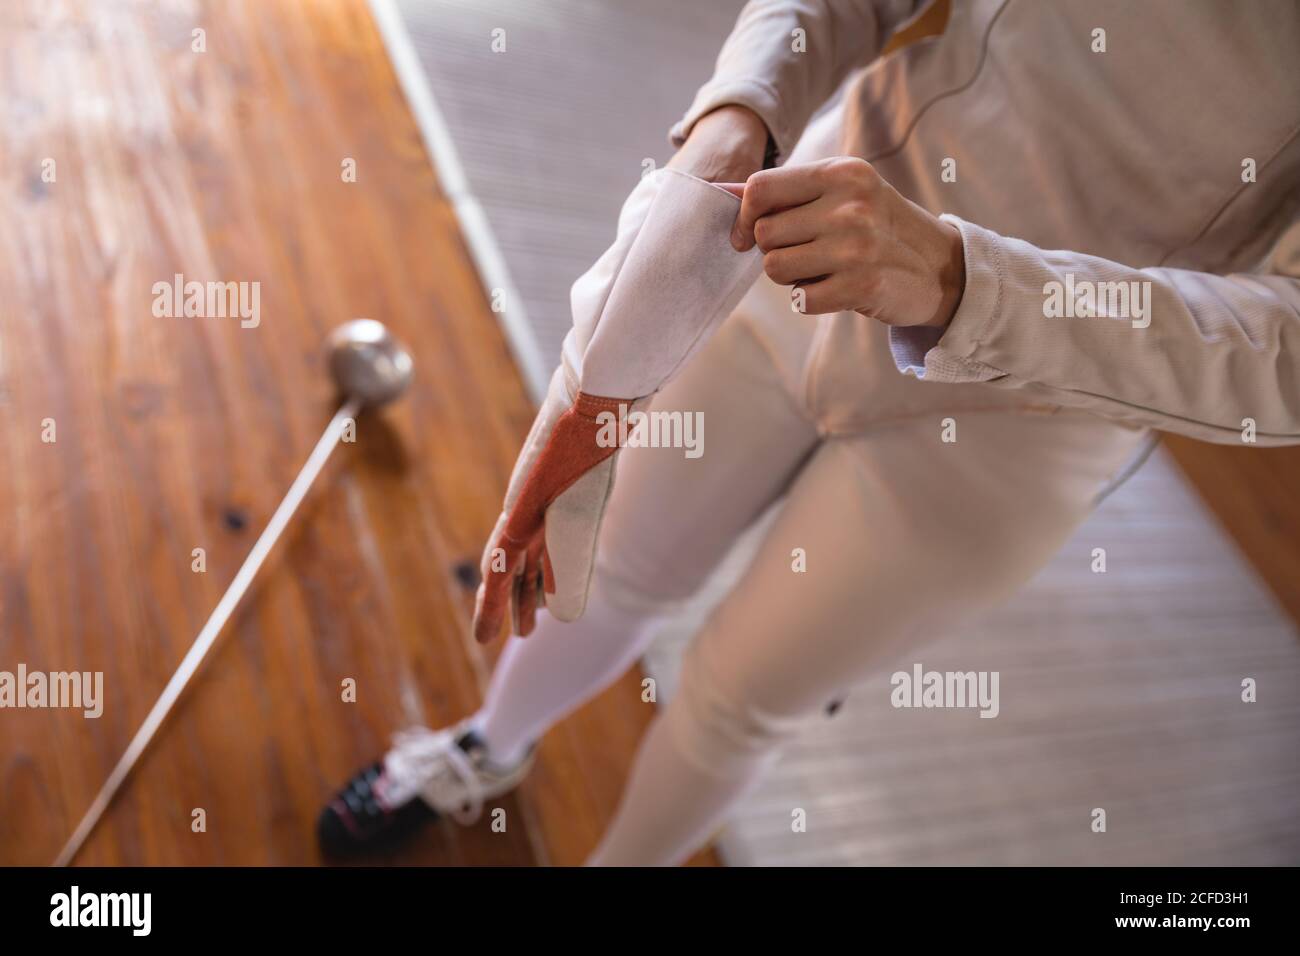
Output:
[727, 157, 965, 329]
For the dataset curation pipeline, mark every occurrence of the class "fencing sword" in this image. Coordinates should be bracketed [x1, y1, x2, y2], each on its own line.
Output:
[53, 319, 414, 867]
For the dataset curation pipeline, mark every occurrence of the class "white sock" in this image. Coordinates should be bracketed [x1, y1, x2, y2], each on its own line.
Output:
[469, 590, 662, 766]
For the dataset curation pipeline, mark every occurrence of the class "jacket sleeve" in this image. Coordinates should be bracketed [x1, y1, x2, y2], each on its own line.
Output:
[889, 215, 1300, 446]
[669, 0, 931, 162]
[562, 169, 763, 401]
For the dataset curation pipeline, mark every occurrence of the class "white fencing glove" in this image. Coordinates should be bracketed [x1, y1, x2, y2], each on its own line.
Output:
[473, 169, 763, 642]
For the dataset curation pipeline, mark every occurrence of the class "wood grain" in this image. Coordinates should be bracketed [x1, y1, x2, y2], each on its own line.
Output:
[1164, 437, 1300, 629]
[0, 0, 710, 867]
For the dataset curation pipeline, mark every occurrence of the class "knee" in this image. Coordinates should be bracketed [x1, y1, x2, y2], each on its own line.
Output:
[665, 638, 808, 776]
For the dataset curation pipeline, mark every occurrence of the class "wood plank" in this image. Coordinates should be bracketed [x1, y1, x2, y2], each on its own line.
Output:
[1164, 437, 1300, 629]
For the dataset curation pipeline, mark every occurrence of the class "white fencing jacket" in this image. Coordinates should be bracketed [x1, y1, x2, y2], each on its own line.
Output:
[669, 0, 1300, 445]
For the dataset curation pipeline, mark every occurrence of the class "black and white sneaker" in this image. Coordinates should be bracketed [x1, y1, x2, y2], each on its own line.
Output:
[317, 722, 533, 857]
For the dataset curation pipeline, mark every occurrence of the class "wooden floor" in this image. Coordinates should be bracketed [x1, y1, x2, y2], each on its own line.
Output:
[1164, 438, 1300, 627]
[0, 0, 709, 866]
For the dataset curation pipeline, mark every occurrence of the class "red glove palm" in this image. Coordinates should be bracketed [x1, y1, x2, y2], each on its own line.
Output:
[474, 392, 626, 642]
[472, 168, 762, 645]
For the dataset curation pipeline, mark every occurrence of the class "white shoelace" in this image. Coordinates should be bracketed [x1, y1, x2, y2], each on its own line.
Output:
[382, 727, 485, 825]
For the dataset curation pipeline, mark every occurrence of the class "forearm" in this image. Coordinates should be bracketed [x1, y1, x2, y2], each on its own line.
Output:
[669, 0, 930, 162]
[892, 217, 1300, 446]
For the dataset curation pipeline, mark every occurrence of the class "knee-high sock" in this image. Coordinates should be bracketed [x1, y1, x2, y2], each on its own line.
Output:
[584, 706, 771, 867]
[470, 590, 662, 765]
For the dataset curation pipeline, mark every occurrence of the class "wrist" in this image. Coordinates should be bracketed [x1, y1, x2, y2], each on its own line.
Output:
[694, 104, 768, 162]
[698, 104, 767, 140]
[930, 221, 967, 330]
[668, 104, 770, 184]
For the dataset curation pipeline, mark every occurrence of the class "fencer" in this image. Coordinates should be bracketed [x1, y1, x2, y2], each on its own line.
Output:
[319, 0, 1300, 864]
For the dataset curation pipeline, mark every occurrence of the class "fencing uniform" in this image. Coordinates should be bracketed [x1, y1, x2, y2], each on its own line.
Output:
[327, 0, 1300, 865]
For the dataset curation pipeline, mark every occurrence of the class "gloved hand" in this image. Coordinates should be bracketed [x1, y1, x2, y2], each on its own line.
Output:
[473, 167, 764, 643]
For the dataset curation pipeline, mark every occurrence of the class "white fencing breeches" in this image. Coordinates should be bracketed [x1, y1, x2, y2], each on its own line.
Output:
[474, 277, 1149, 866]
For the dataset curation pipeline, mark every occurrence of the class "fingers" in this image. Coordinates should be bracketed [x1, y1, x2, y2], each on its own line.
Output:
[474, 539, 522, 643]
[731, 166, 824, 251]
[475, 533, 553, 642]
[716, 182, 745, 199]
[762, 241, 832, 286]
[473, 578, 507, 644]
[514, 574, 540, 637]
[751, 199, 825, 252]
[513, 538, 546, 637]
[792, 273, 857, 315]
